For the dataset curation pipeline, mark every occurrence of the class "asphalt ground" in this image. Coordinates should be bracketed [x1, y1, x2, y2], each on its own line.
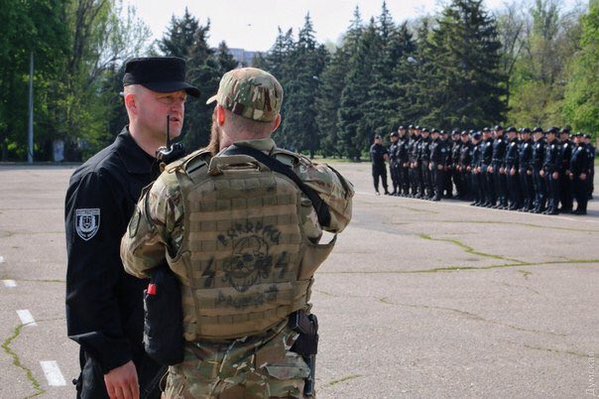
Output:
[0, 163, 598, 399]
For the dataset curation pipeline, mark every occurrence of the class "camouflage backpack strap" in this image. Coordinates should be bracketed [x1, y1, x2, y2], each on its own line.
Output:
[223, 145, 332, 228]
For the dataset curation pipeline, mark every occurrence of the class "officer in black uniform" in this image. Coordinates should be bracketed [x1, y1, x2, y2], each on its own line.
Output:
[559, 128, 574, 212]
[448, 130, 461, 198]
[470, 132, 484, 206]
[65, 57, 200, 399]
[531, 127, 547, 213]
[541, 127, 563, 215]
[584, 134, 595, 199]
[370, 134, 390, 195]
[408, 126, 421, 197]
[490, 125, 508, 209]
[388, 131, 400, 195]
[481, 128, 495, 207]
[518, 128, 534, 212]
[419, 128, 433, 199]
[570, 133, 591, 214]
[430, 129, 450, 201]
[397, 126, 410, 196]
[504, 127, 521, 210]
[458, 131, 473, 200]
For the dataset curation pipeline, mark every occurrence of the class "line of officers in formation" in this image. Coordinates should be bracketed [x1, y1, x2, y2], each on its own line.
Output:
[370, 125, 596, 215]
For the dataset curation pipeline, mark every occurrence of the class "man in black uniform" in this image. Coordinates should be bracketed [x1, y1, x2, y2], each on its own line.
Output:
[448, 130, 461, 198]
[531, 127, 547, 213]
[541, 127, 563, 215]
[570, 133, 591, 214]
[429, 129, 450, 201]
[584, 134, 595, 199]
[470, 132, 484, 206]
[518, 128, 534, 212]
[388, 131, 401, 195]
[490, 125, 508, 209]
[481, 128, 495, 207]
[370, 134, 390, 195]
[458, 131, 473, 200]
[559, 128, 574, 213]
[408, 126, 422, 197]
[504, 127, 521, 210]
[65, 57, 200, 399]
[419, 128, 433, 199]
[397, 126, 410, 196]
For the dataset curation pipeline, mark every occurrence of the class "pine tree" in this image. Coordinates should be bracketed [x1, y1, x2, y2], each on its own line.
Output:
[216, 41, 239, 74]
[280, 13, 328, 157]
[424, 0, 507, 129]
[315, 7, 363, 158]
[158, 8, 199, 59]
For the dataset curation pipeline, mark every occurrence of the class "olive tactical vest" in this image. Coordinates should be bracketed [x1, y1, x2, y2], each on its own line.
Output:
[165, 150, 335, 341]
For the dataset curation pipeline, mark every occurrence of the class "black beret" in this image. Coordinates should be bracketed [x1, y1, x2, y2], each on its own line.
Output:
[560, 127, 570, 134]
[547, 127, 559, 134]
[584, 134, 591, 139]
[408, 124, 414, 129]
[472, 132, 482, 140]
[398, 125, 405, 130]
[494, 125, 504, 131]
[390, 131, 399, 137]
[507, 126, 517, 133]
[422, 128, 430, 133]
[521, 127, 531, 134]
[482, 127, 491, 132]
[533, 127, 543, 133]
[123, 57, 200, 97]
[461, 130, 469, 136]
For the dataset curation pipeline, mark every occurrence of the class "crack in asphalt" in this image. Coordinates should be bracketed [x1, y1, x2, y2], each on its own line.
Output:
[1, 323, 45, 398]
[418, 234, 523, 263]
[378, 297, 567, 337]
[318, 260, 599, 274]
[502, 341, 588, 358]
[324, 374, 364, 387]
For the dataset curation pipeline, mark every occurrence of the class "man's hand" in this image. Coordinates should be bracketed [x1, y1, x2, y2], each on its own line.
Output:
[104, 360, 140, 399]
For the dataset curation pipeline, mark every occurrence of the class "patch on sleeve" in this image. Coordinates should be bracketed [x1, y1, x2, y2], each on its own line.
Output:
[75, 208, 101, 241]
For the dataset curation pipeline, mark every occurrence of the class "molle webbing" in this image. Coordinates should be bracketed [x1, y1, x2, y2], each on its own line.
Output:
[178, 160, 310, 340]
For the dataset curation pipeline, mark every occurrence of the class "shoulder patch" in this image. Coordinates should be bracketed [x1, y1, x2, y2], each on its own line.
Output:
[75, 208, 100, 241]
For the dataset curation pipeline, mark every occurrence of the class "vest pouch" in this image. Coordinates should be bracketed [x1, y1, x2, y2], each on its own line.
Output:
[298, 235, 336, 281]
[143, 264, 185, 365]
[208, 154, 269, 176]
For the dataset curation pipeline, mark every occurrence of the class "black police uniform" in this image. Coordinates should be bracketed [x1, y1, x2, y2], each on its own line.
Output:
[470, 139, 484, 206]
[586, 141, 595, 199]
[481, 137, 495, 206]
[398, 134, 411, 196]
[459, 140, 473, 200]
[491, 134, 508, 208]
[559, 138, 574, 212]
[543, 138, 563, 215]
[388, 138, 400, 195]
[532, 137, 547, 213]
[370, 142, 389, 194]
[408, 134, 421, 196]
[65, 128, 163, 399]
[430, 137, 449, 201]
[504, 137, 521, 210]
[518, 138, 534, 211]
[570, 142, 590, 214]
[419, 136, 433, 198]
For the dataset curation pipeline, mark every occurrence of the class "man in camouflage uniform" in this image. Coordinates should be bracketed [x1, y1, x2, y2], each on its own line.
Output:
[121, 67, 354, 399]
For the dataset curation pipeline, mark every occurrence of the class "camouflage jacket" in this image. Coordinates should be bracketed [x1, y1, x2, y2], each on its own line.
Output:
[121, 138, 354, 279]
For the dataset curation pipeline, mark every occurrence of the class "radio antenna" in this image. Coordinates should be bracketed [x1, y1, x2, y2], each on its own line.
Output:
[166, 115, 171, 148]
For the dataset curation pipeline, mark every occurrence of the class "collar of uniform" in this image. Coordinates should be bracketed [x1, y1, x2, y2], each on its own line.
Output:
[231, 138, 276, 154]
[115, 126, 157, 174]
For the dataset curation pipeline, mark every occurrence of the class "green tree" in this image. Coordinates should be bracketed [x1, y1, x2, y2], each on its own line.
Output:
[280, 14, 328, 157]
[423, 0, 507, 129]
[564, 2, 599, 136]
[158, 8, 199, 59]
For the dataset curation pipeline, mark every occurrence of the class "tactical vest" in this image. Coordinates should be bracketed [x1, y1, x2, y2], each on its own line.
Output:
[165, 150, 335, 341]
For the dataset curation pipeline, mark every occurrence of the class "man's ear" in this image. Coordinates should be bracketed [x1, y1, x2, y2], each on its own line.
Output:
[272, 114, 282, 133]
[216, 106, 226, 126]
[124, 94, 137, 115]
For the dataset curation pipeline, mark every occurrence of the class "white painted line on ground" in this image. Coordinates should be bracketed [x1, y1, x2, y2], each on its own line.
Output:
[16, 309, 37, 326]
[40, 361, 66, 386]
[0, 256, 4, 263]
[3, 279, 17, 288]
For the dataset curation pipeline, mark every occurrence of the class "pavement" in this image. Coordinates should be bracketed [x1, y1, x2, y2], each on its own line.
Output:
[0, 163, 598, 399]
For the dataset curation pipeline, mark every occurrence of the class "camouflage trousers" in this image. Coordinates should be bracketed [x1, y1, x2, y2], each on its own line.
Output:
[163, 322, 312, 398]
